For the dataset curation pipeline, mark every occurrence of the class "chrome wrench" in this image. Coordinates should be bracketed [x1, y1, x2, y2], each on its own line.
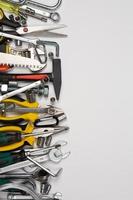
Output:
[7, 192, 62, 200]
[0, 141, 70, 174]
[19, 5, 60, 22]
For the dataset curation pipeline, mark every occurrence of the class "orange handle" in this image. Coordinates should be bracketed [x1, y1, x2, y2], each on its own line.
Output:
[0, 64, 11, 72]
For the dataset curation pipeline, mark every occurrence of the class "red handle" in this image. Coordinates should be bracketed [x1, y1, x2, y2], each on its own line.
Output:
[15, 74, 48, 80]
[0, 64, 11, 72]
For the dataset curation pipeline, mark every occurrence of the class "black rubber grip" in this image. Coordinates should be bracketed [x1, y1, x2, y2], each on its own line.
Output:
[0, 119, 28, 130]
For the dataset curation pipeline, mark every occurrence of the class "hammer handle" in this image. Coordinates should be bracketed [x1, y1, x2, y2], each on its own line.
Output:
[15, 74, 48, 81]
[0, 74, 49, 82]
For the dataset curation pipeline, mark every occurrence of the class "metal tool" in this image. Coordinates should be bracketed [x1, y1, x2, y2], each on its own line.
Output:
[0, 98, 65, 116]
[0, 28, 53, 46]
[25, 154, 62, 177]
[0, 170, 51, 193]
[7, 192, 62, 200]
[40, 175, 51, 194]
[19, 5, 60, 22]
[0, 168, 50, 180]
[23, 141, 70, 174]
[0, 31, 60, 55]
[1, 23, 67, 37]
[0, 8, 21, 28]
[0, 141, 70, 174]
[0, 108, 65, 129]
[6, 0, 62, 11]
[0, 31, 61, 71]
[0, 126, 69, 147]
[0, 0, 62, 23]
[0, 115, 67, 151]
[0, 53, 47, 72]
[0, 97, 65, 117]
[0, 58, 62, 100]
[0, 80, 43, 102]
[0, 148, 63, 177]
[0, 183, 43, 200]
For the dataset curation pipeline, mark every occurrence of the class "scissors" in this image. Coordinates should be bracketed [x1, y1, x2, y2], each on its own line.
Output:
[0, 8, 67, 37]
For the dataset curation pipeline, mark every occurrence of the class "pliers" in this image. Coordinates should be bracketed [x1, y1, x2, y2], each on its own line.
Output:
[0, 98, 67, 151]
[0, 126, 69, 151]
[0, 97, 65, 118]
[0, 8, 66, 42]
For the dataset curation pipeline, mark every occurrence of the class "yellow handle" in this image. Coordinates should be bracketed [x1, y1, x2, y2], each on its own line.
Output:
[0, 126, 22, 132]
[0, 113, 39, 122]
[0, 124, 34, 134]
[0, 105, 39, 151]
[0, 125, 36, 151]
[2, 99, 39, 108]
[0, 0, 19, 14]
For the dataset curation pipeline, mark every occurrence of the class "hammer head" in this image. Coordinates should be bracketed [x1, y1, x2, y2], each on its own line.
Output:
[52, 59, 62, 100]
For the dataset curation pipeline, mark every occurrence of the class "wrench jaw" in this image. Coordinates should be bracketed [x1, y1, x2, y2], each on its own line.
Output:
[48, 141, 71, 163]
[49, 149, 70, 163]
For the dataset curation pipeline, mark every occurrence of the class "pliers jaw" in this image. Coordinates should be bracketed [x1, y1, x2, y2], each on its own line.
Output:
[45, 105, 66, 117]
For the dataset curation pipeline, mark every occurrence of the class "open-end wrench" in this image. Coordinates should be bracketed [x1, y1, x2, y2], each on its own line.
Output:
[0, 141, 70, 174]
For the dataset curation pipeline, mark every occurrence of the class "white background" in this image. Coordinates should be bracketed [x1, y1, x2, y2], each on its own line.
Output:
[58, 0, 133, 200]
[2, 0, 133, 199]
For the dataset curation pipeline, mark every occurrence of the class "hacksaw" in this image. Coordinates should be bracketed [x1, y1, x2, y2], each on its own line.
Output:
[0, 52, 46, 72]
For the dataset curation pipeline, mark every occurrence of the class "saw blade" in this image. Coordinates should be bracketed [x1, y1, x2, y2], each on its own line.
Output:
[0, 52, 46, 72]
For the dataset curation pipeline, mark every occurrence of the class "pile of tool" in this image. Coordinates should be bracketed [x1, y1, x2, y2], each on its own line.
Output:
[0, 0, 70, 199]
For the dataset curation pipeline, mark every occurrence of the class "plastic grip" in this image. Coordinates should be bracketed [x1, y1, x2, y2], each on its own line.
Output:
[0, 132, 21, 146]
[0, 64, 10, 72]
[0, 151, 26, 167]
[15, 74, 49, 80]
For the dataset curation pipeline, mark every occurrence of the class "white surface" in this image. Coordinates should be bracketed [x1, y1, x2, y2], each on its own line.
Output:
[2, 0, 133, 199]
[58, 0, 133, 200]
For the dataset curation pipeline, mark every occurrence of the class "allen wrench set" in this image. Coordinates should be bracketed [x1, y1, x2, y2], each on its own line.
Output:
[0, 0, 70, 199]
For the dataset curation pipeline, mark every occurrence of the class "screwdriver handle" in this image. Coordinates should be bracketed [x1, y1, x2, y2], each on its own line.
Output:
[0, 151, 26, 167]
[0, 117, 27, 126]
[0, 132, 22, 147]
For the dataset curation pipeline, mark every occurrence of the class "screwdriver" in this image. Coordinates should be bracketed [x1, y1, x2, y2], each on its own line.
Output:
[0, 151, 26, 167]
[0, 126, 69, 147]
[0, 148, 63, 177]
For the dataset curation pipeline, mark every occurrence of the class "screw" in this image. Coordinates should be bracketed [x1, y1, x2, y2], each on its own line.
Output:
[50, 97, 56, 104]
